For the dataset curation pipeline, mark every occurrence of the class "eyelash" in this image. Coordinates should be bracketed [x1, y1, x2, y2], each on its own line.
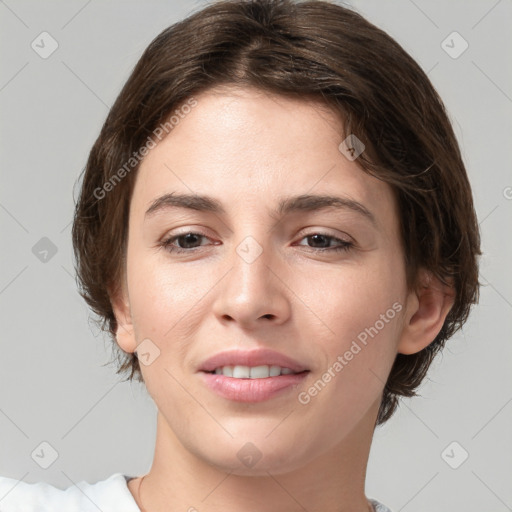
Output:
[160, 231, 354, 254]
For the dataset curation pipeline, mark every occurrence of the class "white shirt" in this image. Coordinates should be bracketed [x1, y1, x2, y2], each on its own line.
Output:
[0, 473, 392, 511]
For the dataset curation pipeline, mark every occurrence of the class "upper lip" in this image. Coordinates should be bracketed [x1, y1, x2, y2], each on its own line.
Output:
[199, 349, 308, 373]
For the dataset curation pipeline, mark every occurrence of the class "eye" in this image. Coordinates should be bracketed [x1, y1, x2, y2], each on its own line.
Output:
[160, 231, 354, 255]
[160, 232, 211, 254]
[295, 233, 353, 253]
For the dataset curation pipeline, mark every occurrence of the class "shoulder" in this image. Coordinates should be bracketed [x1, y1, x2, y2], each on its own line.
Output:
[369, 498, 394, 512]
[0, 473, 141, 512]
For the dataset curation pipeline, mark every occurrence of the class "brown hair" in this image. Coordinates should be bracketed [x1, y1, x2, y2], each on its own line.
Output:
[71, 0, 481, 424]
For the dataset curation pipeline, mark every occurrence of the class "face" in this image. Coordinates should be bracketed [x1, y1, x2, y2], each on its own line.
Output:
[114, 86, 413, 475]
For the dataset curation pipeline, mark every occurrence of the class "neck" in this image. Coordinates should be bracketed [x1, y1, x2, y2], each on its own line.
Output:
[134, 407, 378, 512]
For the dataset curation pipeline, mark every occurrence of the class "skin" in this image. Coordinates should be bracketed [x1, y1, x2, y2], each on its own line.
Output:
[111, 85, 453, 512]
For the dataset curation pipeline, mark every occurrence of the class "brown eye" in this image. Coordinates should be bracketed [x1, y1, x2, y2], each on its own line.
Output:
[161, 232, 210, 253]
[297, 233, 353, 252]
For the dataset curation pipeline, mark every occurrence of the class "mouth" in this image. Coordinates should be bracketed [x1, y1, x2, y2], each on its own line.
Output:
[205, 365, 304, 378]
[198, 349, 310, 402]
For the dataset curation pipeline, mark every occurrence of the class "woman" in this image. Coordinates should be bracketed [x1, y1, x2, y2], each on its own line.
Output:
[0, 0, 480, 510]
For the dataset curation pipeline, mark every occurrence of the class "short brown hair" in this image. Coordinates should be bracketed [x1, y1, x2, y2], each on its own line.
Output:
[72, 0, 481, 424]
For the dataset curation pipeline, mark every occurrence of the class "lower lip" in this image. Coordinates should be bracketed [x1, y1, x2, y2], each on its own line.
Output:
[200, 372, 309, 402]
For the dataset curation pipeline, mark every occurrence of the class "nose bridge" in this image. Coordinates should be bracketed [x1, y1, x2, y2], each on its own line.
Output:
[231, 233, 274, 300]
[213, 231, 290, 326]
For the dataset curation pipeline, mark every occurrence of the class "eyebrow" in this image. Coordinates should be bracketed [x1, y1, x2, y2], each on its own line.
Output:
[144, 192, 376, 225]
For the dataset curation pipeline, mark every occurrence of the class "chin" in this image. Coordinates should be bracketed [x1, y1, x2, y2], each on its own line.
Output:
[189, 430, 322, 476]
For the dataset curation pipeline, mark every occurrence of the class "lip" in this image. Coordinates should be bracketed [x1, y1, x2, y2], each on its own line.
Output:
[200, 372, 308, 402]
[198, 348, 308, 373]
[198, 349, 309, 403]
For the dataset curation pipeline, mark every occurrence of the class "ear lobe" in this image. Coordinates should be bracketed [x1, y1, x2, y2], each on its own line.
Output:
[397, 271, 455, 355]
[109, 282, 137, 354]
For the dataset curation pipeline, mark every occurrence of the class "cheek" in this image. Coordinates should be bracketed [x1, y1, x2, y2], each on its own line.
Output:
[294, 257, 406, 407]
[126, 250, 224, 398]
[127, 248, 206, 337]
[298, 256, 406, 345]
[125, 251, 208, 409]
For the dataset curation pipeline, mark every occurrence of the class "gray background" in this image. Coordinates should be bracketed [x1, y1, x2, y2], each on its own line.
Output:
[0, 0, 511, 510]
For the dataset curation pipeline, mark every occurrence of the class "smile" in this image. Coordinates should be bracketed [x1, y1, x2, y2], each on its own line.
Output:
[198, 348, 310, 402]
[208, 365, 298, 378]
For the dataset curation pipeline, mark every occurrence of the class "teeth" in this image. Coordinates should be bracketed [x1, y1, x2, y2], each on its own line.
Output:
[212, 365, 296, 378]
[233, 365, 250, 378]
[269, 365, 281, 377]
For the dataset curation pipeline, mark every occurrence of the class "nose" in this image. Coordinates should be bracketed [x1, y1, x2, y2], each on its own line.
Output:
[212, 236, 291, 330]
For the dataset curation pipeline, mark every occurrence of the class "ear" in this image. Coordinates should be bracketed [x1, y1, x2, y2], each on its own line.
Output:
[397, 270, 455, 355]
[108, 279, 137, 355]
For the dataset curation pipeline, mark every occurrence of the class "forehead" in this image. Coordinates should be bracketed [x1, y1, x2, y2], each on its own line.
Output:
[131, 86, 396, 223]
